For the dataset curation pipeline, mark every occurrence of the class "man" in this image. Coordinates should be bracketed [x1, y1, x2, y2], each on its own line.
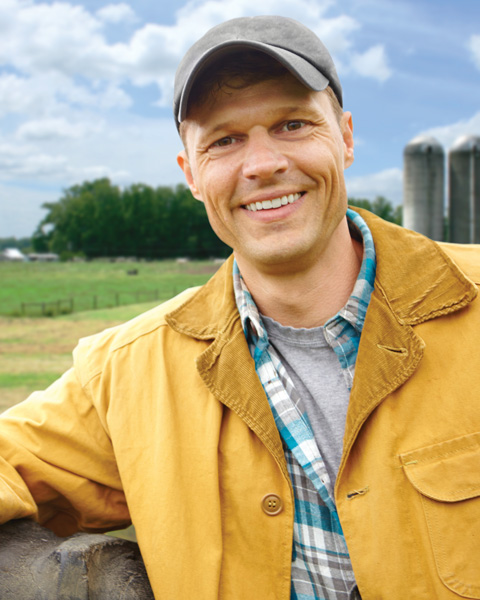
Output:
[1, 15, 480, 600]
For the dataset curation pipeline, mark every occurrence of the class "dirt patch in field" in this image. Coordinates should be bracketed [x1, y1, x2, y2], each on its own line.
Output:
[183, 264, 223, 275]
[0, 354, 74, 374]
[0, 317, 125, 411]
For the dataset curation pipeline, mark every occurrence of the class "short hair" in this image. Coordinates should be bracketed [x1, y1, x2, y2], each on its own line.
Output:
[179, 50, 343, 143]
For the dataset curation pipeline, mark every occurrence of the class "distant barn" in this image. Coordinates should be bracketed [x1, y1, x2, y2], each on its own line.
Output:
[0, 248, 28, 262]
[28, 253, 59, 262]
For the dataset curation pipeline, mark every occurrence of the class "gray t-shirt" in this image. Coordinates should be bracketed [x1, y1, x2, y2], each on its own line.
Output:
[262, 315, 350, 486]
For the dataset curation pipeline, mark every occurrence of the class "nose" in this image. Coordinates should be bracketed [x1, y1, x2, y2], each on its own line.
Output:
[242, 132, 288, 180]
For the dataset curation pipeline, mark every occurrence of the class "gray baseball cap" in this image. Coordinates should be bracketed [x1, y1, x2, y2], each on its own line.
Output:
[173, 15, 342, 129]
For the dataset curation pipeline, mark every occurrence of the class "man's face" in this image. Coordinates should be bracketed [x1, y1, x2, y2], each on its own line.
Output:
[177, 73, 354, 276]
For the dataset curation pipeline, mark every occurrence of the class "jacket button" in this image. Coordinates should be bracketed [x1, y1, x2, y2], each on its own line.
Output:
[262, 494, 283, 516]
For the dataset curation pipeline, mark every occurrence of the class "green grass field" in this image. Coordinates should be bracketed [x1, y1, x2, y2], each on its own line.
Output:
[0, 259, 220, 316]
[0, 259, 222, 411]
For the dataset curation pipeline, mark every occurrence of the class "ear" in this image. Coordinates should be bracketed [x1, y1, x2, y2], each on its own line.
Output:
[177, 150, 203, 201]
[341, 111, 354, 169]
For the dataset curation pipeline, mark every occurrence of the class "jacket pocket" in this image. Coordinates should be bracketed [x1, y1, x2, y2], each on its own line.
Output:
[401, 432, 480, 599]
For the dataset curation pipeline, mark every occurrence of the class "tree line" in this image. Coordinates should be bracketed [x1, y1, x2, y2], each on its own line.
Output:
[15, 178, 401, 260]
[349, 196, 402, 226]
[32, 179, 230, 260]
[0, 237, 32, 252]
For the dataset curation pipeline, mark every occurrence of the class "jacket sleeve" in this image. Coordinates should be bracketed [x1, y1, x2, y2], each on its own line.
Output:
[0, 360, 130, 537]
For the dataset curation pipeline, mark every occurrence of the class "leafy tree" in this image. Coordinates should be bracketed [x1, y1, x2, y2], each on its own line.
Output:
[33, 179, 230, 260]
[33, 179, 122, 257]
[31, 229, 50, 253]
[349, 196, 402, 226]
[121, 184, 163, 257]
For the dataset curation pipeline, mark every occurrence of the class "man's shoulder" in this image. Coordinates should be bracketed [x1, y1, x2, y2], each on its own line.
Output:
[356, 207, 480, 284]
[438, 242, 480, 284]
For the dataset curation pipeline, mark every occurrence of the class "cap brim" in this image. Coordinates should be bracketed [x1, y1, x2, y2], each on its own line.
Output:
[176, 40, 330, 125]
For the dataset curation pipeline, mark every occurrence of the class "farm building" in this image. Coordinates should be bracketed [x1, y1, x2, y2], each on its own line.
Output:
[0, 248, 28, 262]
[27, 253, 59, 262]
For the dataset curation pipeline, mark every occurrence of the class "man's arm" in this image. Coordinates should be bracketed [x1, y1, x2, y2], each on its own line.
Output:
[0, 365, 130, 536]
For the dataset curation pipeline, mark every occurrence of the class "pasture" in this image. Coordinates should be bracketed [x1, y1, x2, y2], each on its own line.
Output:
[0, 259, 222, 411]
[0, 259, 220, 316]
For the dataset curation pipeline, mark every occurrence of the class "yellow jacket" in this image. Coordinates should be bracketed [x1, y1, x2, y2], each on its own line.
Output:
[1, 209, 480, 599]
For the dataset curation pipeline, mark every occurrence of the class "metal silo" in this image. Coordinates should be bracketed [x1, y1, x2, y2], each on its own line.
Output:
[449, 135, 480, 243]
[403, 135, 445, 240]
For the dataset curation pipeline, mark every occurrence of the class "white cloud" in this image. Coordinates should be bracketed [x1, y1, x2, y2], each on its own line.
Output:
[311, 15, 359, 55]
[0, 2, 104, 77]
[0, 74, 53, 117]
[345, 168, 403, 205]
[468, 35, 480, 70]
[419, 111, 480, 151]
[0, 140, 128, 182]
[0, 72, 131, 121]
[51, 77, 132, 111]
[96, 3, 137, 24]
[350, 45, 391, 82]
[16, 117, 104, 141]
[0, 143, 69, 178]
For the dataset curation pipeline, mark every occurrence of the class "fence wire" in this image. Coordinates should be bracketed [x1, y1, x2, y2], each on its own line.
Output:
[20, 289, 170, 317]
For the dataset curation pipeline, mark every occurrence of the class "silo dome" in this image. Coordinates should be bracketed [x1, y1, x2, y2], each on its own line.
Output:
[451, 135, 480, 153]
[404, 135, 444, 156]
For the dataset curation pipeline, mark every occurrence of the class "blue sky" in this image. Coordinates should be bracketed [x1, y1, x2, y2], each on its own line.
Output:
[1, 0, 479, 237]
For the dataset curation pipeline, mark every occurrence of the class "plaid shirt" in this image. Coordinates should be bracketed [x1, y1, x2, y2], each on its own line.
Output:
[233, 209, 376, 600]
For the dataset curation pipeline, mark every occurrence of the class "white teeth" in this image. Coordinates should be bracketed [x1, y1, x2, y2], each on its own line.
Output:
[245, 192, 302, 211]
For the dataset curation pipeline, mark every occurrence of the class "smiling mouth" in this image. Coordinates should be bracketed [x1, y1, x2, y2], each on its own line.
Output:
[244, 192, 303, 212]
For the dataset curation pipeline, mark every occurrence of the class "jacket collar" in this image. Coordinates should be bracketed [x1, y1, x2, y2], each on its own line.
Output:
[165, 254, 238, 340]
[356, 207, 477, 323]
